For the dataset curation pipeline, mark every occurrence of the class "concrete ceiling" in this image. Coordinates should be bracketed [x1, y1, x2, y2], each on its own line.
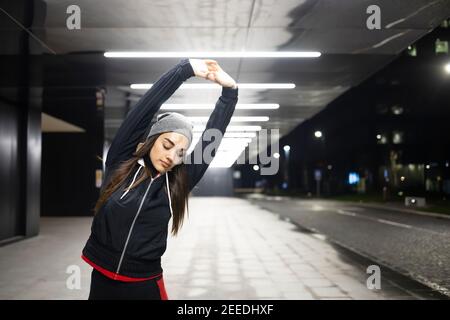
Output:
[6, 0, 450, 161]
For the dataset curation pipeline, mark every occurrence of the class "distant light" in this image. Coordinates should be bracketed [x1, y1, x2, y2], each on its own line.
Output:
[426, 165, 430, 169]
[283, 145, 291, 152]
[400, 176, 405, 181]
[327, 165, 332, 170]
[222, 132, 257, 138]
[253, 165, 260, 171]
[348, 172, 360, 185]
[105, 51, 321, 58]
[314, 131, 322, 138]
[188, 116, 269, 122]
[161, 103, 280, 110]
[446, 161, 449, 167]
[398, 191, 404, 196]
[445, 63, 450, 74]
[273, 153, 280, 159]
[131, 83, 295, 90]
[411, 198, 416, 204]
[193, 125, 261, 132]
[391, 105, 404, 115]
[376, 134, 382, 139]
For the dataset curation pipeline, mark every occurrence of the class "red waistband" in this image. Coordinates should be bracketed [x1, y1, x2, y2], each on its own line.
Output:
[81, 254, 162, 282]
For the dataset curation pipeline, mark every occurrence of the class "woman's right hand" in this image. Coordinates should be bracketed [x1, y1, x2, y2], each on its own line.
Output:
[203, 60, 237, 88]
[189, 59, 211, 79]
[189, 59, 237, 88]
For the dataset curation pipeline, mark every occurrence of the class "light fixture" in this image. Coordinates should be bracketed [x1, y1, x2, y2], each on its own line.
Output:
[273, 153, 280, 159]
[193, 125, 262, 132]
[253, 165, 260, 171]
[283, 145, 290, 152]
[105, 51, 321, 58]
[131, 83, 295, 90]
[188, 116, 269, 123]
[223, 132, 257, 138]
[445, 63, 450, 74]
[160, 103, 280, 110]
[314, 131, 322, 138]
[193, 132, 257, 138]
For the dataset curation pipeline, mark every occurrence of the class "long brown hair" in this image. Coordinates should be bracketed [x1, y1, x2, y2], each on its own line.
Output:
[93, 134, 190, 236]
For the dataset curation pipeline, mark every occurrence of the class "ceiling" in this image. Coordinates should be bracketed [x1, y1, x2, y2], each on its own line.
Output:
[4, 0, 450, 163]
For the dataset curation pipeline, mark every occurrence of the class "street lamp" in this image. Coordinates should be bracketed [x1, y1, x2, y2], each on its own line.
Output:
[314, 130, 325, 197]
[283, 145, 291, 189]
[445, 63, 450, 74]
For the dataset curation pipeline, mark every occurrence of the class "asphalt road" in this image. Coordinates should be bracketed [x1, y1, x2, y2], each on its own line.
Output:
[247, 195, 450, 296]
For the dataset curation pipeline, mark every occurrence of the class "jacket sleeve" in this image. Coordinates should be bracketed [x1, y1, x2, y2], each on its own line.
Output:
[105, 59, 195, 170]
[185, 86, 238, 191]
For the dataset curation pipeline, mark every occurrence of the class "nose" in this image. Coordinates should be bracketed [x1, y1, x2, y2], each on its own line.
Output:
[165, 152, 175, 165]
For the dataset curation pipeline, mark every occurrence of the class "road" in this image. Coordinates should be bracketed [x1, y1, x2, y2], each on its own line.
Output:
[246, 195, 450, 296]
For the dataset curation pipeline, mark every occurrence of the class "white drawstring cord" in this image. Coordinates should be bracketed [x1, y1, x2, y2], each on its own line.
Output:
[120, 165, 143, 200]
[165, 172, 174, 216]
[119, 157, 173, 217]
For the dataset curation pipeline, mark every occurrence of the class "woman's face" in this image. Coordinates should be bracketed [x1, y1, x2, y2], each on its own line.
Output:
[150, 132, 189, 173]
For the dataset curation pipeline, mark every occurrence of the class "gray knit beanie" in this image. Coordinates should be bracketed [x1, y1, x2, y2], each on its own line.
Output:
[146, 112, 194, 147]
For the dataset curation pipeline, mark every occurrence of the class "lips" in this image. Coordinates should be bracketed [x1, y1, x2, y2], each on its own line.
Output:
[160, 160, 170, 169]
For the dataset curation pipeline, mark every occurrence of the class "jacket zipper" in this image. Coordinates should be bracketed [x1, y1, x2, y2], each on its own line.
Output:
[114, 176, 155, 277]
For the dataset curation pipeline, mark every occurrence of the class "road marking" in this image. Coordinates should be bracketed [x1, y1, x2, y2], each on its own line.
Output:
[337, 209, 447, 236]
[336, 210, 356, 217]
[376, 219, 412, 229]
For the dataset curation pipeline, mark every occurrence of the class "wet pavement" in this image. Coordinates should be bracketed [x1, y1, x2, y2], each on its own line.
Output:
[0, 197, 447, 299]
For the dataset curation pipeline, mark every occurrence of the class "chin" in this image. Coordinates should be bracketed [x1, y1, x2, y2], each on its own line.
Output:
[157, 164, 169, 173]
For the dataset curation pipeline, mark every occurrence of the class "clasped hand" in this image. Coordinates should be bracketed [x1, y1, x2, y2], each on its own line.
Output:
[189, 59, 237, 89]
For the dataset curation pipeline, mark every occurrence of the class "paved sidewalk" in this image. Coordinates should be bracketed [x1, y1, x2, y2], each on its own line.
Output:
[0, 197, 426, 299]
[163, 198, 420, 300]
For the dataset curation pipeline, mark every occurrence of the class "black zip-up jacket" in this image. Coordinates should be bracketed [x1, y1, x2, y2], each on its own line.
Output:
[82, 59, 238, 278]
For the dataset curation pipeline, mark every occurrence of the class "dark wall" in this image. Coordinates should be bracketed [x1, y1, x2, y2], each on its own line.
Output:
[0, 0, 44, 243]
[0, 100, 22, 241]
[41, 88, 105, 216]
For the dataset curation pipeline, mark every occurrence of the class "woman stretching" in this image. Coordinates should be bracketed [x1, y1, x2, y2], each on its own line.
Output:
[81, 59, 238, 299]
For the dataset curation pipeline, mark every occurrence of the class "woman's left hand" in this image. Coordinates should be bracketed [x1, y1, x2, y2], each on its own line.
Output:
[203, 60, 238, 89]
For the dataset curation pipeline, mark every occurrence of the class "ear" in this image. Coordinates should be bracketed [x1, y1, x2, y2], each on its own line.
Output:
[136, 142, 145, 153]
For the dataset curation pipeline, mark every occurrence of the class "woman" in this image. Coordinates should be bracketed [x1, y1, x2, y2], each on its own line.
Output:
[81, 58, 238, 300]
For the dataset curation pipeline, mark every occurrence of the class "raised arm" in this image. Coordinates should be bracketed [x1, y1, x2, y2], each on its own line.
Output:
[105, 59, 195, 169]
[185, 85, 239, 191]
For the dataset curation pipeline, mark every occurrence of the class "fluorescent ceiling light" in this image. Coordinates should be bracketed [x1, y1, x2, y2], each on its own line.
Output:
[193, 125, 261, 132]
[188, 116, 269, 122]
[161, 103, 279, 110]
[105, 51, 321, 58]
[190, 137, 252, 146]
[193, 132, 256, 138]
[131, 83, 295, 89]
